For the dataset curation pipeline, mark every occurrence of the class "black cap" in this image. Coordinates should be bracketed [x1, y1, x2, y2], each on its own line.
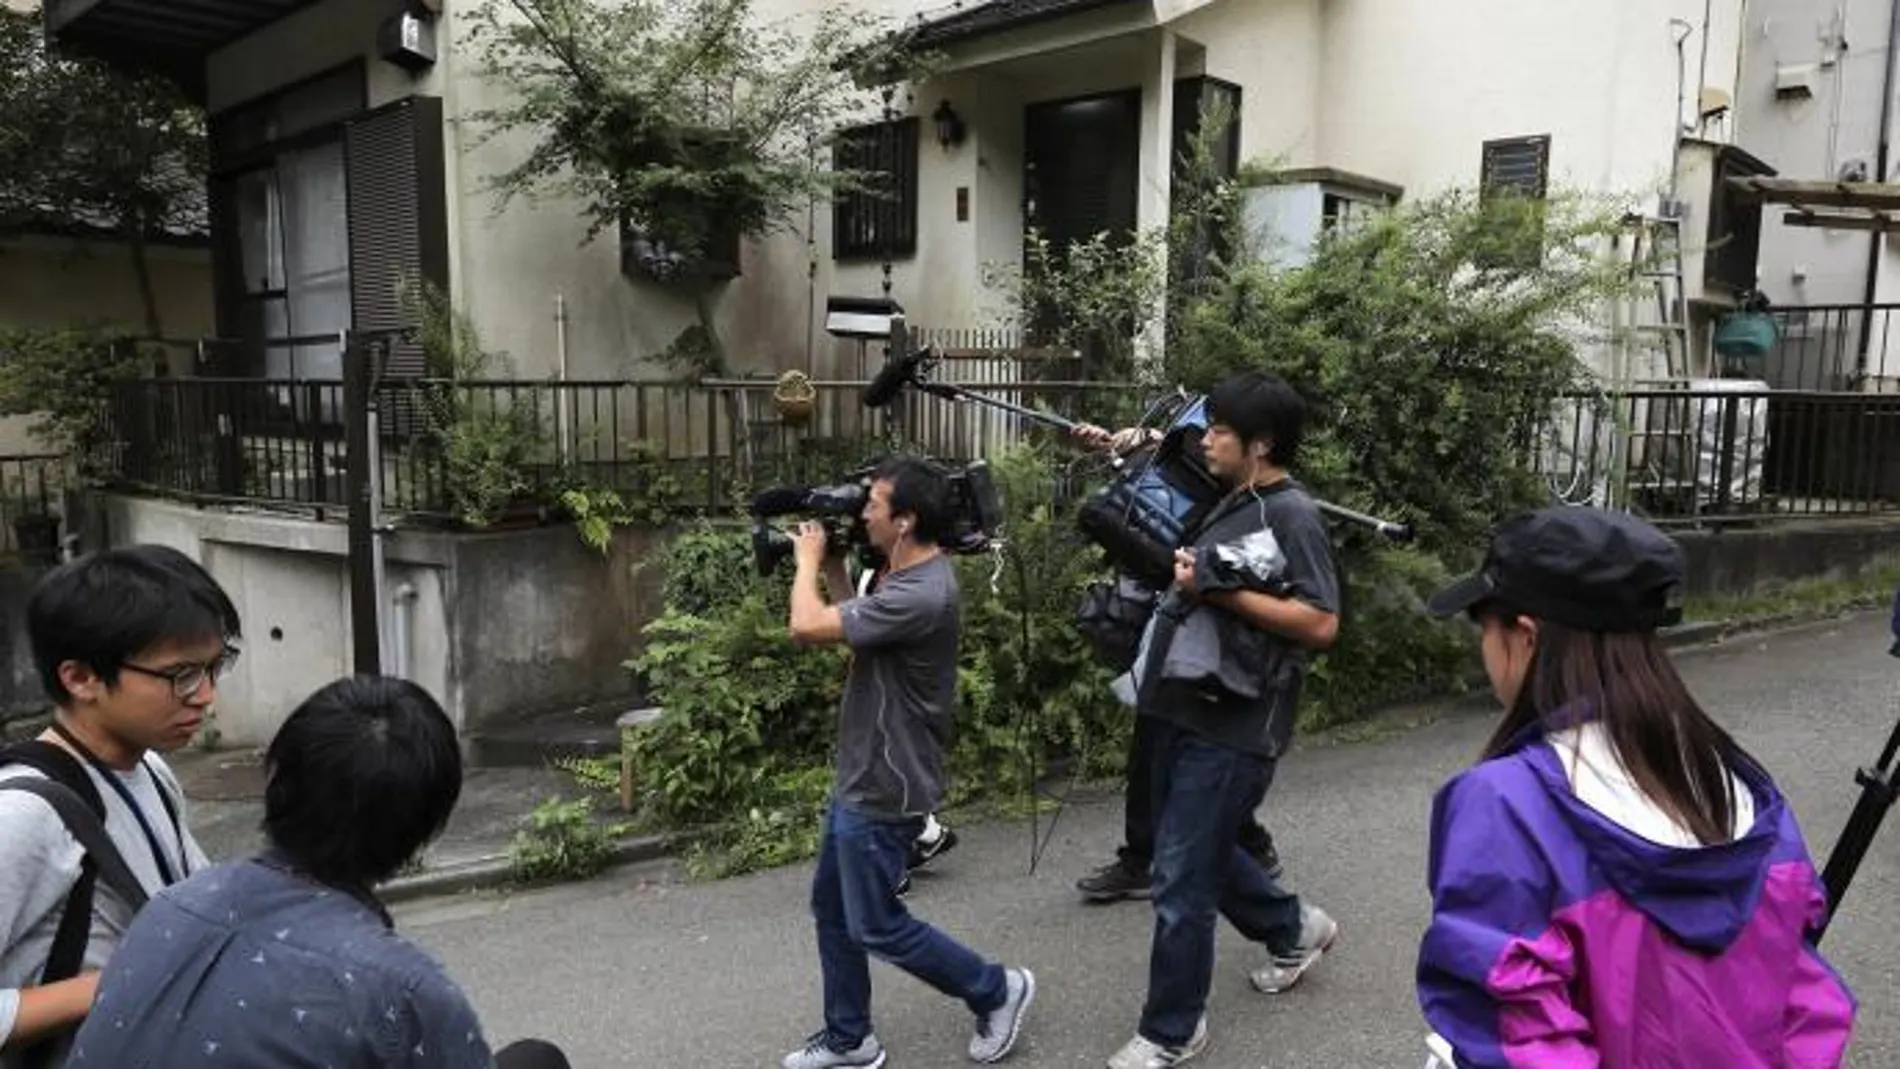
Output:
[1427, 507, 1686, 632]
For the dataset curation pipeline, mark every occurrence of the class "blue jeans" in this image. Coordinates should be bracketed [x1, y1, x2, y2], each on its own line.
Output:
[1139, 718, 1304, 1047]
[811, 799, 1007, 1045]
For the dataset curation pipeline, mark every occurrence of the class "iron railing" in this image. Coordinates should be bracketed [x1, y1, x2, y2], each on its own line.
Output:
[1758, 304, 1900, 391]
[1534, 385, 1900, 525]
[94, 376, 1137, 522]
[0, 454, 69, 558]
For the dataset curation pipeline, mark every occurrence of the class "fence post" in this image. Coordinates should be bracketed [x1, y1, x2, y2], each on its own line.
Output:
[343, 332, 382, 675]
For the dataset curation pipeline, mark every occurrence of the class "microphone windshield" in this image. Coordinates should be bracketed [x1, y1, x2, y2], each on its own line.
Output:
[861, 347, 931, 409]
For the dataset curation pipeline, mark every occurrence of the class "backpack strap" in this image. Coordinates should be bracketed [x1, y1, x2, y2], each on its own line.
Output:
[0, 743, 147, 1069]
[0, 776, 149, 912]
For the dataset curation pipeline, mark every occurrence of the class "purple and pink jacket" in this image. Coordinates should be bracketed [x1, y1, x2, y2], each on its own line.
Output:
[1417, 726, 1856, 1068]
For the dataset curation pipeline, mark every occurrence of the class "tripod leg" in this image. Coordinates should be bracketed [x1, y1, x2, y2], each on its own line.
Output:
[1816, 714, 1900, 944]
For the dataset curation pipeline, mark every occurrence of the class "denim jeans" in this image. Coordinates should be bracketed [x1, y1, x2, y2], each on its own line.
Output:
[811, 799, 1007, 1046]
[1118, 711, 1275, 870]
[1138, 718, 1304, 1047]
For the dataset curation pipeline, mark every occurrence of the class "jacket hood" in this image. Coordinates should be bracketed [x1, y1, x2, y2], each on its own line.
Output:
[1511, 727, 1784, 954]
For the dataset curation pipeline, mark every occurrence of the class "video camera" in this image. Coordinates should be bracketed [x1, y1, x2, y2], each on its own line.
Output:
[749, 459, 1006, 575]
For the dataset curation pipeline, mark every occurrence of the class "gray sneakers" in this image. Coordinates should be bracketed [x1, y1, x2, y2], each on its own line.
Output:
[1249, 904, 1339, 994]
[781, 1032, 886, 1069]
[1106, 1016, 1209, 1069]
[785, 967, 1033, 1069]
[969, 966, 1036, 1062]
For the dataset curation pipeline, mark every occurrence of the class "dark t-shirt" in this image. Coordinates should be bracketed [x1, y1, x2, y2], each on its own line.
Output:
[1140, 479, 1340, 758]
[835, 554, 960, 820]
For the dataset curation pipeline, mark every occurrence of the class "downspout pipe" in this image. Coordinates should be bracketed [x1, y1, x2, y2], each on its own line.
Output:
[1857, 0, 1900, 383]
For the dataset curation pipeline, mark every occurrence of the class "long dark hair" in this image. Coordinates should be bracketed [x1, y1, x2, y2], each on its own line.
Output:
[1477, 602, 1757, 846]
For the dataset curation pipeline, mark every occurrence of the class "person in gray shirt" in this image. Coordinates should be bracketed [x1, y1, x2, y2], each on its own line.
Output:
[0, 546, 238, 1069]
[70, 675, 571, 1069]
[782, 455, 1035, 1069]
[1107, 372, 1342, 1069]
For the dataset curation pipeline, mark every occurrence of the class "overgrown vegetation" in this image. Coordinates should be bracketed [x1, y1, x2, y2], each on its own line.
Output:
[0, 8, 207, 338]
[405, 280, 682, 543]
[0, 328, 153, 461]
[467, 0, 919, 382]
[510, 795, 631, 883]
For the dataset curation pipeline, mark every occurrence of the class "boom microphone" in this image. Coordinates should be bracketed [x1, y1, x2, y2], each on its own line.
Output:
[861, 346, 933, 408]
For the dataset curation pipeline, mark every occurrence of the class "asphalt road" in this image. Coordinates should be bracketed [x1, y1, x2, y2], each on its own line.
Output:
[400, 612, 1900, 1068]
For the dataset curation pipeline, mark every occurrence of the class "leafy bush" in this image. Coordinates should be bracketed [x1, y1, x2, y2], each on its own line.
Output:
[0, 328, 153, 460]
[510, 796, 631, 883]
[947, 445, 1127, 804]
[622, 536, 844, 834]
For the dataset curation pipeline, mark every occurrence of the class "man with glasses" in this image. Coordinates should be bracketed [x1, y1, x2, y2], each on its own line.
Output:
[0, 545, 240, 1068]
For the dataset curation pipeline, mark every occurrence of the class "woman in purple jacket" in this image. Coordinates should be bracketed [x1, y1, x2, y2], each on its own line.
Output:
[1417, 506, 1855, 1068]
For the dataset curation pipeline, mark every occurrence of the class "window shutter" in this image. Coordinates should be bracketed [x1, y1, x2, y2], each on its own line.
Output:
[344, 96, 448, 378]
[1480, 135, 1551, 201]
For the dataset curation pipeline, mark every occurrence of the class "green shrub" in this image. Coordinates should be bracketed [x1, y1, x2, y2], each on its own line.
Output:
[510, 795, 630, 883]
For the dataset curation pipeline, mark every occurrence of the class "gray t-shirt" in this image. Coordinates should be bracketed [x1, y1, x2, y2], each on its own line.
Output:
[1141, 479, 1340, 758]
[835, 554, 960, 820]
[0, 753, 207, 1068]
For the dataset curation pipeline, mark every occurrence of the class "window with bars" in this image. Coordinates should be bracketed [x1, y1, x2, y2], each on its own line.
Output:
[1480, 135, 1552, 201]
[833, 117, 919, 261]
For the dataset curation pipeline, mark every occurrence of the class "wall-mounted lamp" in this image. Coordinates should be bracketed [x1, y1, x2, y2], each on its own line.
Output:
[378, 5, 438, 72]
[933, 100, 967, 150]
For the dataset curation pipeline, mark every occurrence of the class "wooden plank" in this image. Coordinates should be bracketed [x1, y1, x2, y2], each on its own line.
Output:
[1780, 210, 1900, 232]
[1729, 176, 1900, 211]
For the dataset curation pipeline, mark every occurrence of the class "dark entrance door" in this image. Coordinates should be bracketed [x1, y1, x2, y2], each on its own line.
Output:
[1024, 89, 1141, 258]
[1023, 89, 1141, 373]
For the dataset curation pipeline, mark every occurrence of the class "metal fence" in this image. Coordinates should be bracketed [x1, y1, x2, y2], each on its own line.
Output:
[1760, 304, 1900, 391]
[0, 454, 69, 558]
[94, 375, 1135, 523]
[1534, 384, 1900, 525]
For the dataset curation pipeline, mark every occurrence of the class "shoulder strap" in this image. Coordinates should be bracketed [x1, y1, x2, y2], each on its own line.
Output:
[16, 864, 93, 1069]
[0, 777, 150, 910]
[1, 740, 106, 819]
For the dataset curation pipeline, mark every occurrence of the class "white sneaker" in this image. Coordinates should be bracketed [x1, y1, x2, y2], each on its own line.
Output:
[781, 1032, 886, 1069]
[1250, 904, 1338, 994]
[969, 967, 1035, 1062]
[1106, 1016, 1208, 1069]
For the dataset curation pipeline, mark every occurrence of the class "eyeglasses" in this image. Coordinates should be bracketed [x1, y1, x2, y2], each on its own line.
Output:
[119, 646, 241, 699]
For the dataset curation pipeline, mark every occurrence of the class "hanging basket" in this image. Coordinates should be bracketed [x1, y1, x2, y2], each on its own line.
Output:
[773, 370, 816, 425]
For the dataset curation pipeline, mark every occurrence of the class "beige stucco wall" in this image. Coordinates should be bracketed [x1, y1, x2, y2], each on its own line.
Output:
[0, 236, 215, 452]
[195, 0, 1751, 369]
[1315, 0, 1745, 205]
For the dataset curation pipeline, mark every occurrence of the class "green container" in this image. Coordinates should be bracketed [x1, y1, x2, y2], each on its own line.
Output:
[1714, 311, 1778, 377]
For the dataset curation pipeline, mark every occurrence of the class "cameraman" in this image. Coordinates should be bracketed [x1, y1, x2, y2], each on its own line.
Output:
[1067, 421, 1283, 903]
[1105, 371, 1340, 1069]
[781, 456, 1035, 1069]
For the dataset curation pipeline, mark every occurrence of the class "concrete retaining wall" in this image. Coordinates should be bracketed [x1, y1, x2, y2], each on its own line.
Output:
[67, 491, 666, 748]
[1674, 517, 1900, 600]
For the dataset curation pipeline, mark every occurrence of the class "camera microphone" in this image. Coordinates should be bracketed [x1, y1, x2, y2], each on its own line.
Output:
[861, 346, 934, 409]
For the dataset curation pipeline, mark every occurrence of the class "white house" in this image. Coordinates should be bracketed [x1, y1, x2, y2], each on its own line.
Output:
[43, 0, 1762, 385]
[38, 0, 1773, 745]
[1734, 0, 1900, 390]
